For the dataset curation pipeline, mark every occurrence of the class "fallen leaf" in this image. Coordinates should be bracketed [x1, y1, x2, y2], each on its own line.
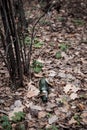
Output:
[27, 113, 32, 120]
[48, 115, 58, 124]
[45, 37, 50, 42]
[64, 84, 79, 94]
[61, 52, 68, 58]
[71, 85, 80, 93]
[38, 111, 47, 119]
[14, 100, 22, 107]
[46, 102, 56, 109]
[68, 117, 77, 125]
[0, 99, 4, 104]
[37, 58, 45, 64]
[26, 83, 39, 98]
[49, 93, 56, 97]
[70, 93, 78, 100]
[81, 111, 87, 124]
[34, 73, 43, 78]
[45, 124, 51, 129]
[58, 72, 66, 78]
[54, 109, 66, 120]
[66, 74, 75, 81]
[48, 70, 56, 77]
[78, 103, 85, 111]
[64, 84, 72, 94]
[30, 104, 43, 111]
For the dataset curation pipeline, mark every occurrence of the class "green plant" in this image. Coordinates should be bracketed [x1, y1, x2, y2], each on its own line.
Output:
[72, 19, 85, 26]
[59, 43, 68, 52]
[11, 111, 25, 122]
[24, 36, 31, 45]
[40, 19, 51, 26]
[55, 51, 62, 59]
[34, 38, 44, 48]
[0, 115, 12, 130]
[32, 60, 43, 73]
[73, 114, 81, 125]
[46, 113, 52, 118]
[58, 17, 65, 22]
[17, 123, 26, 130]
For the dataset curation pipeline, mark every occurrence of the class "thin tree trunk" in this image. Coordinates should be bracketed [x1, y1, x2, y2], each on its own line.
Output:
[0, 0, 23, 87]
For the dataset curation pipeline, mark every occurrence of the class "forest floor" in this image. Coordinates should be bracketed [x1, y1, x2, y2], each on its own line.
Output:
[0, 1, 87, 130]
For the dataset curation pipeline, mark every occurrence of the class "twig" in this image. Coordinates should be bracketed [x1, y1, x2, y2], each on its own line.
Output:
[27, 1, 60, 79]
[28, 13, 46, 79]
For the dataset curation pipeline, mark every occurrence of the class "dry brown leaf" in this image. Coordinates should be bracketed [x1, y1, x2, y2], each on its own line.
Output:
[48, 70, 56, 77]
[64, 84, 72, 94]
[64, 84, 79, 94]
[38, 111, 47, 119]
[70, 93, 78, 100]
[68, 117, 77, 125]
[81, 111, 87, 124]
[14, 100, 22, 107]
[48, 115, 58, 124]
[29, 104, 43, 111]
[49, 93, 56, 97]
[34, 73, 43, 78]
[71, 86, 80, 93]
[27, 90, 39, 98]
[26, 83, 39, 98]
[78, 103, 85, 111]
[46, 102, 56, 109]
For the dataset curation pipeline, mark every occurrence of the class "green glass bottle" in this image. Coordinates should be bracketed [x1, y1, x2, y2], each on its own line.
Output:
[39, 78, 49, 102]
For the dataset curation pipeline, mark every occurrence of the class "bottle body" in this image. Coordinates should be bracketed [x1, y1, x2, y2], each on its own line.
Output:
[39, 78, 49, 102]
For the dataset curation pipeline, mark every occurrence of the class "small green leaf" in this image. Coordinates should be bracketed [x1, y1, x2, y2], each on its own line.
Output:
[34, 38, 44, 48]
[73, 114, 81, 125]
[60, 43, 68, 51]
[33, 60, 43, 67]
[55, 51, 62, 59]
[2, 122, 8, 127]
[0, 116, 12, 130]
[34, 42, 43, 48]
[46, 113, 52, 118]
[32, 60, 43, 73]
[72, 19, 85, 26]
[24, 36, 31, 45]
[34, 67, 42, 73]
[2, 121, 11, 129]
[11, 112, 25, 122]
[0, 115, 9, 122]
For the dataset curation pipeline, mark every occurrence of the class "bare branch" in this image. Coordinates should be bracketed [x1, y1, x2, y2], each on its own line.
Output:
[28, 13, 46, 79]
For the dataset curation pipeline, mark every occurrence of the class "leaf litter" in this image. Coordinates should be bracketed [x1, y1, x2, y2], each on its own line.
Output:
[0, 0, 87, 129]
